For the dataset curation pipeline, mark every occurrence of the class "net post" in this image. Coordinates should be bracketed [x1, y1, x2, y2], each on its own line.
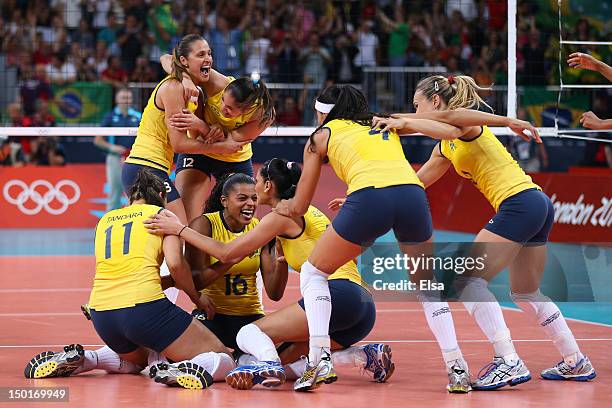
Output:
[507, 0, 517, 119]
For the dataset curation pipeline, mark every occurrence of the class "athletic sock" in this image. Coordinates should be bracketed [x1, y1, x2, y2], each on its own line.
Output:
[236, 324, 280, 362]
[190, 352, 236, 381]
[300, 261, 332, 364]
[456, 276, 518, 364]
[511, 290, 583, 366]
[331, 346, 366, 368]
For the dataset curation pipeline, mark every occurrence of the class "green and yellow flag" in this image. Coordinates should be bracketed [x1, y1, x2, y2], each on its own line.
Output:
[50, 82, 112, 124]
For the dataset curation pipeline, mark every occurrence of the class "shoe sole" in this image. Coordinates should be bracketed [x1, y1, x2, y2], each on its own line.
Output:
[375, 344, 395, 383]
[149, 362, 212, 390]
[447, 384, 472, 393]
[541, 371, 597, 381]
[226, 368, 286, 390]
[473, 373, 532, 391]
[24, 344, 84, 379]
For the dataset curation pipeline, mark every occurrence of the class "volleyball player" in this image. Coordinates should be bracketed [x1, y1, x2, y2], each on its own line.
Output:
[160, 173, 286, 354]
[24, 169, 235, 390]
[265, 85, 471, 392]
[123, 34, 246, 226]
[372, 74, 597, 389]
[145, 158, 394, 391]
[159, 54, 275, 224]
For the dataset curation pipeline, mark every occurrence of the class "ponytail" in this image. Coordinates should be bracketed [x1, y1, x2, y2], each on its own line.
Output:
[415, 75, 493, 112]
[128, 168, 166, 207]
[260, 158, 302, 199]
[447, 76, 493, 111]
[309, 84, 376, 152]
[225, 77, 276, 126]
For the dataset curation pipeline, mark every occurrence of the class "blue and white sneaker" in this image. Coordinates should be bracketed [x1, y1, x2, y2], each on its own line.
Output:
[225, 361, 286, 390]
[472, 357, 531, 390]
[362, 343, 395, 383]
[541, 356, 596, 381]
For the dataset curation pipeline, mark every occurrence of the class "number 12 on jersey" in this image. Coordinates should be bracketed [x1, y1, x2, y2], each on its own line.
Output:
[104, 221, 134, 259]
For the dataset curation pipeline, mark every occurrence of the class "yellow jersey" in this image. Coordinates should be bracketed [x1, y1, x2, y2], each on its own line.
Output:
[202, 211, 263, 316]
[89, 204, 165, 311]
[440, 126, 541, 211]
[203, 77, 257, 162]
[277, 206, 366, 289]
[125, 77, 175, 174]
[326, 119, 423, 195]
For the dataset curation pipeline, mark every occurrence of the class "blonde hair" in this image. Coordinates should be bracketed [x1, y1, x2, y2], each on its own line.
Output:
[415, 75, 493, 112]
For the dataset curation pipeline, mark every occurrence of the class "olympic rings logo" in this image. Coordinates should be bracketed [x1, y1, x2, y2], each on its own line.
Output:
[2, 179, 81, 215]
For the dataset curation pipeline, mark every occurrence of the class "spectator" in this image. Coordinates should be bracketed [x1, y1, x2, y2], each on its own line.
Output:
[30, 136, 66, 166]
[208, 14, 248, 77]
[20, 64, 53, 116]
[300, 32, 331, 88]
[244, 26, 272, 80]
[520, 27, 547, 85]
[97, 12, 120, 56]
[0, 135, 26, 167]
[353, 20, 379, 70]
[101, 56, 129, 89]
[89, 41, 110, 77]
[276, 95, 303, 126]
[32, 99, 55, 127]
[46, 52, 77, 86]
[71, 19, 96, 52]
[329, 33, 358, 84]
[117, 13, 145, 74]
[377, 6, 410, 109]
[94, 88, 141, 211]
[130, 56, 158, 83]
[273, 32, 300, 83]
[31, 100, 56, 128]
[146, 0, 179, 78]
[300, 32, 331, 124]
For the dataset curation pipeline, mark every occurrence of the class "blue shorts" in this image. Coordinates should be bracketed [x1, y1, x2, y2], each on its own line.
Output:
[332, 184, 433, 246]
[298, 279, 375, 348]
[121, 163, 180, 203]
[485, 189, 554, 244]
[191, 311, 264, 351]
[90, 298, 193, 354]
[176, 154, 253, 178]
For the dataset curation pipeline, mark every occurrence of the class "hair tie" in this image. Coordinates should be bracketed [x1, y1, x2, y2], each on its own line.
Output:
[287, 161, 293, 170]
[448, 75, 455, 85]
[251, 71, 260, 86]
[434, 81, 440, 92]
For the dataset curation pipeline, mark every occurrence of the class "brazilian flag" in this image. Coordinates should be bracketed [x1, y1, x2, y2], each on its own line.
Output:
[522, 86, 589, 129]
[50, 82, 112, 124]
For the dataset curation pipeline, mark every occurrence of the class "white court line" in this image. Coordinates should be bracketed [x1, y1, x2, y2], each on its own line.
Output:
[2, 338, 612, 349]
[0, 313, 82, 317]
[0, 288, 90, 293]
[357, 338, 612, 344]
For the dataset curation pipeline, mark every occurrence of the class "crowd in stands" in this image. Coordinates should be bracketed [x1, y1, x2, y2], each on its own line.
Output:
[0, 0, 608, 166]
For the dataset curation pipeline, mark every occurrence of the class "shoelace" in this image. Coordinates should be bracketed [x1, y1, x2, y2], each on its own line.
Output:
[477, 361, 500, 380]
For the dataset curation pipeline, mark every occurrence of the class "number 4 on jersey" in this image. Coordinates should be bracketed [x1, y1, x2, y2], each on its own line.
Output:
[369, 128, 390, 141]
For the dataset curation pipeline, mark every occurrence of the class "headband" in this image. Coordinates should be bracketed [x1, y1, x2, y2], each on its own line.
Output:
[315, 100, 335, 113]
